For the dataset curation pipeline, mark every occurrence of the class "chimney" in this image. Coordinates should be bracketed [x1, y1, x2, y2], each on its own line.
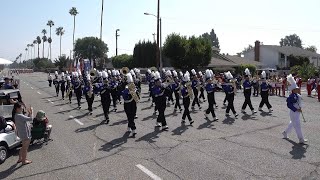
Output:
[254, 40, 260, 62]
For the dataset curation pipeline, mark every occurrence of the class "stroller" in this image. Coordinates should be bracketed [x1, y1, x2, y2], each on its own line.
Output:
[31, 110, 52, 144]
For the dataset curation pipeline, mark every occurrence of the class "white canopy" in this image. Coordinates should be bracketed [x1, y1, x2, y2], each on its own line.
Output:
[0, 58, 13, 65]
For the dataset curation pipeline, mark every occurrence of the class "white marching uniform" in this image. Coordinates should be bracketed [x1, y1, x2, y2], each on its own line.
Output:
[285, 93, 304, 141]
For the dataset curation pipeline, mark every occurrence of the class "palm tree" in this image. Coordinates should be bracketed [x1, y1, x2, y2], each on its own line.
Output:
[27, 44, 30, 60]
[41, 29, 47, 58]
[69, 7, 79, 64]
[36, 36, 42, 59]
[33, 40, 37, 58]
[25, 48, 28, 61]
[47, 20, 54, 60]
[56, 27, 65, 57]
[30, 44, 34, 60]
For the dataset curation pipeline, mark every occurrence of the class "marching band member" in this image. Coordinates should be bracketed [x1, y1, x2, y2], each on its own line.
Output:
[171, 70, 182, 112]
[99, 71, 111, 124]
[53, 71, 60, 97]
[258, 71, 273, 112]
[152, 71, 168, 130]
[191, 69, 202, 110]
[122, 73, 139, 137]
[282, 74, 307, 144]
[60, 72, 66, 100]
[73, 71, 83, 109]
[109, 70, 119, 112]
[204, 70, 218, 121]
[198, 71, 206, 102]
[66, 75, 73, 104]
[134, 68, 142, 94]
[296, 76, 302, 90]
[241, 68, 257, 114]
[317, 77, 320, 102]
[83, 74, 94, 115]
[180, 72, 194, 124]
[146, 69, 152, 101]
[165, 70, 174, 105]
[223, 71, 238, 117]
[275, 77, 282, 96]
[48, 73, 52, 87]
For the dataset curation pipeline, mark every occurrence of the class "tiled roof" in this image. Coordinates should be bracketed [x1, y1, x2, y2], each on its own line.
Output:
[226, 55, 264, 66]
[263, 45, 320, 58]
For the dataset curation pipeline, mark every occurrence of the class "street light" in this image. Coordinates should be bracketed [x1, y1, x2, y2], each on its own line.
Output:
[144, 12, 162, 69]
[116, 29, 120, 56]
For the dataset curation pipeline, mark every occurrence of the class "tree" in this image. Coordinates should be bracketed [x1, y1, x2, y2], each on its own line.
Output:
[33, 58, 55, 71]
[241, 44, 253, 55]
[132, 40, 157, 68]
[36, 36, 42, 59]
[163, 33, 211, 70]
[41, 29, 47, 58]
[111, 54, 133, 68]
[305, 45, 317, 53]
[47, 20, 54, 60]
[54, 55, 69, 71]
[201, 29, 220, 49]
[56, 27, 65, 57]
[290, 62, 316, 81]
[69, 7, 79, 63]
[287, 55, 309, 67]
[33, 40, 37, 59]
[74, 37, 108, 68]
[279, 34, 302, 48]
[235, 64, 256, 75]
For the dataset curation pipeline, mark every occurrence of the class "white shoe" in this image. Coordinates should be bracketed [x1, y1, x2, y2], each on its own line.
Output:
[299, 138, 308, 144]
[162, 126, 169, 131]
[235, 114, 239, 117]
[127, 127, 131, 132]
[269, 109, 273, 113]
[241, 109, 246, 113]
[156, 122, 162, 127]
[213, 117, 219, 121]
[282, 131, 288, 139]
[252, 110, 257, 114]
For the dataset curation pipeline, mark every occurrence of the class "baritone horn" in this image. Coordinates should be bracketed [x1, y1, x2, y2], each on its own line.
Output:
[121, 67, 129, 75]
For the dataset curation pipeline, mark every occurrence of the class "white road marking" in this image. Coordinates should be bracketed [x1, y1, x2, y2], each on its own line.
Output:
[74, 119, 84, 125]
[37, 91, 41, 94]
[136, 164, 162, 180]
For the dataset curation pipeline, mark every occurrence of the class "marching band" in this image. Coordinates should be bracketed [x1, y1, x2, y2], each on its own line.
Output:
[45, 67, 319, 143]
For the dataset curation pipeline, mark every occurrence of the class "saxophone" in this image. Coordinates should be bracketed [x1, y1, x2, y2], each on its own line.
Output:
[87, 84, 93, 98]
[128, 83, 139, 103]
[186, 82, 194, 100]
[66, 83, 72, 97]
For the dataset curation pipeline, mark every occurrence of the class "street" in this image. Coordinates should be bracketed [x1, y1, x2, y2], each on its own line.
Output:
[1, 72, 320, 180]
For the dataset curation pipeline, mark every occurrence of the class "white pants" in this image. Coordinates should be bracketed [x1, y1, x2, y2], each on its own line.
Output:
[285, 111, 304, 141]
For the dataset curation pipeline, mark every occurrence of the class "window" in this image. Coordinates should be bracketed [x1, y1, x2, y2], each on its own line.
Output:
[280, 53, 285, 59]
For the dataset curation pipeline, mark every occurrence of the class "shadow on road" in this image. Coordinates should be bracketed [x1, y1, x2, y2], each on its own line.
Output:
[241, 114, 257, 121]
[99, 132, 130, 152]
[109, 120, 127, 126]
[198, 119, 216, 130]
[75, 120, 106, 133]
[142, 114, 156, 121]
[285, 139, 308, 159]
[136, 127, 162, 143]
[0, 163, 22, 180]
[222, 117, 236, 125]
[172, 124, 188, 135]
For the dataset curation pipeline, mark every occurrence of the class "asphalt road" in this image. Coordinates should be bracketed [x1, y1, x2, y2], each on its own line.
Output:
[1, 72, 320, 180]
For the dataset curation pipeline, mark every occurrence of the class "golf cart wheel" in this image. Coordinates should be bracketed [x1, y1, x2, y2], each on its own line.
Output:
[0, 145, 8, 164]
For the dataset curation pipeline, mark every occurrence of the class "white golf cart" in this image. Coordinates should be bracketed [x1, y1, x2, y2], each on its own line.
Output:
[0, 89, 22, 164]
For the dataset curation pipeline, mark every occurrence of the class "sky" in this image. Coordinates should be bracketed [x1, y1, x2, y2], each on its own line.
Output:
[1, 0, 320, 62]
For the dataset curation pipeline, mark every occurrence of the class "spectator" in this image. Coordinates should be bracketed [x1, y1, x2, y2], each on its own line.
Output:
[12, 102, 33, 165]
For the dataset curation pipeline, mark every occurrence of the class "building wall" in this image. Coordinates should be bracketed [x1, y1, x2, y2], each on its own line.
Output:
[310, 56, 320, 67]
[244, 46, 279, 68]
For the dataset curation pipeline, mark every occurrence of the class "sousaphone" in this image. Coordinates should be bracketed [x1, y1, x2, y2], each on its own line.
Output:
[121, 67, 130, 75]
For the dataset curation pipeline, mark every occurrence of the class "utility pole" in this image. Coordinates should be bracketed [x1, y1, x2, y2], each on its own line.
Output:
[159, 18, 163, 69]
[156, 0, 160, 69]
[116, 29, 120, 56]
[100, 0, 104, 40]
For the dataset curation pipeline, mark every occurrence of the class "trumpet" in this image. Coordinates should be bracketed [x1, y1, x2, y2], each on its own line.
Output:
[128, 83, 139, 103]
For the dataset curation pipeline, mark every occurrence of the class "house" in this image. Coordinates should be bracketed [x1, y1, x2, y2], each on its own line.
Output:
[243, 41, 320, 68]
[207, 47, 264, 70]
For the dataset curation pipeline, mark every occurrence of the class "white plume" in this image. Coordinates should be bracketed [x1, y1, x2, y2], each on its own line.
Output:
[126, 73, 134, 83]
[261, 71, 266, 78]
[205, 69, 212, 79]
[55, 71, 58, 75]
[287, 74, 296, 85]
[198, 71, 203, 76]
[102, 71, 108, 78]
[244, 68, 251, 76]
[179, 71, 183, 78]
[191, 69, 196, 75]
[147, 69, 151, 74]
[209, 70, 214, 77]
[98, 72, 102, 77]
[172, 70, 178, 77]
[166, 70, 172, 76]
[154, 71, 161, 80]
[183, 73, 190, 82]
[67, 76, 71, 81]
